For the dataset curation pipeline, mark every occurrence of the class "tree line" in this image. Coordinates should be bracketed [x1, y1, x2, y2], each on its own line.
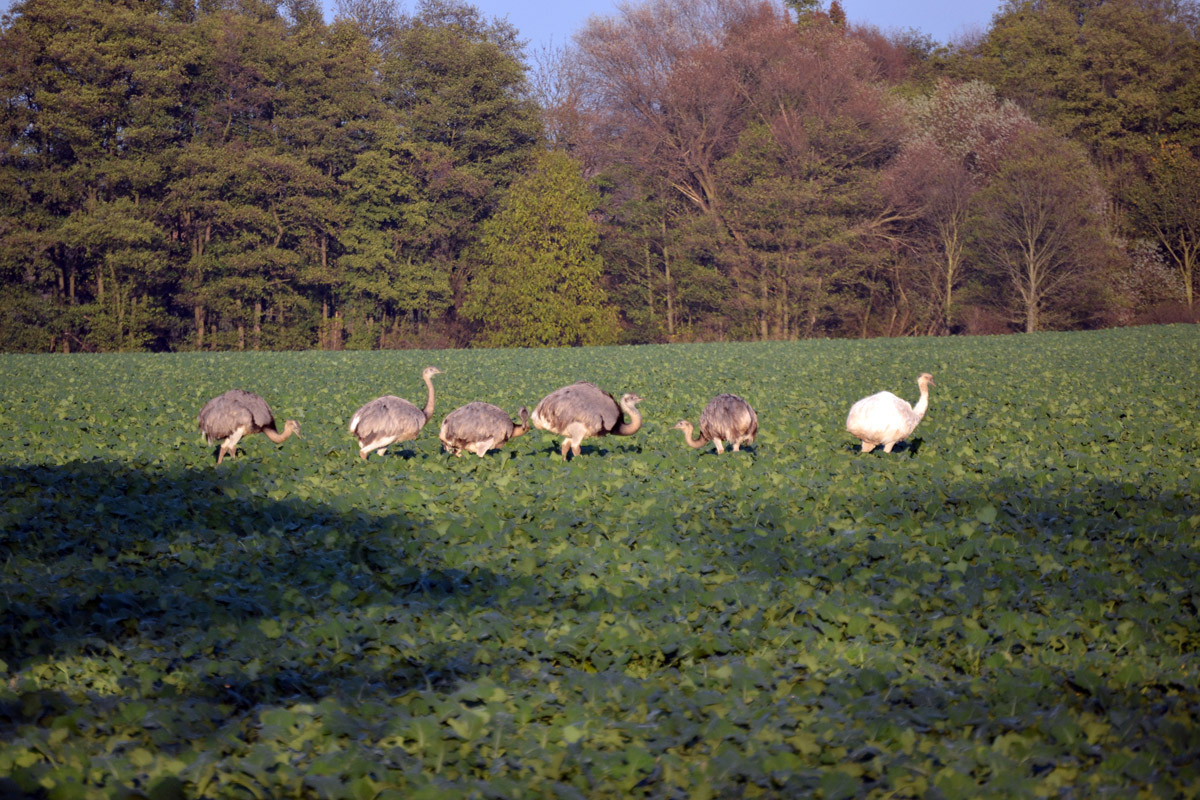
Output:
[1, 0, 1197, 352]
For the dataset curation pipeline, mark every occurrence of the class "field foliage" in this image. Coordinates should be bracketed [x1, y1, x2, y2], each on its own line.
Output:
[1, 325, 1198, 798]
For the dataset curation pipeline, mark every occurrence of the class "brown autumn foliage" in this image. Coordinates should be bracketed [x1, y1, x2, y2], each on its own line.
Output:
[569, 0, 912, 340]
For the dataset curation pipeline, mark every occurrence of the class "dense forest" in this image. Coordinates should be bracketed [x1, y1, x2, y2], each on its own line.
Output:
[1, 0, 1197, 352]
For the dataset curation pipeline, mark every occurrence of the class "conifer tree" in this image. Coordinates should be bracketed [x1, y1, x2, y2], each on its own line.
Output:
[463, 151, 618, 347]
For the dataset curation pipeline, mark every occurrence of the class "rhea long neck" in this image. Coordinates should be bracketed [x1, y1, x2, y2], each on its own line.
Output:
[615, 400, 642, 436]
[263, 422, 297, 444]
[679, 424, 707, 449]
[911, 383, 930, 421]
[512, 410, 531, 438]
[422, 374, 437, 421]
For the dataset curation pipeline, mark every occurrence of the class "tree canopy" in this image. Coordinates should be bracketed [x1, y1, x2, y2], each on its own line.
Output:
[1, 0, 1196, 352]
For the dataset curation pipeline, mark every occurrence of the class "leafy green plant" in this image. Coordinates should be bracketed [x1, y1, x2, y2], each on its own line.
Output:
[1, 325, 1198, 798]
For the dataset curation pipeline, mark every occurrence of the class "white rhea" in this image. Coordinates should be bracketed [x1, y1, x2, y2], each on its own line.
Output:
[531, 381, 644, 460]
[349, 366, 441, 460]
[197, 389, 300, 465]
[846, 372, 935, 453]
[674, 393, 758, 454]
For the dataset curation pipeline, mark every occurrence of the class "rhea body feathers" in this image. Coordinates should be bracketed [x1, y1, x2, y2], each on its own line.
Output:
[674, 393, 758, 453]
[440, 402, 530, 457]
[197, 389, 300, 465]
[846, 373, 935, 453]
[349, 366, 441, 459]
[531, 381, 644, 459]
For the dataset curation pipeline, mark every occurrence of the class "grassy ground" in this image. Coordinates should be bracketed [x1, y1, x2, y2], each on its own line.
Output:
[1, 324, 1198, 798]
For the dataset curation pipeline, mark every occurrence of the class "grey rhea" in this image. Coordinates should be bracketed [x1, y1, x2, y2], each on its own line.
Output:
[349, 366, 441, 460]
[846, 372, 935, 453]
[197, 389, 300, 465]
[674, 393, 758, 453]
[531, 381, 644, 459]
[439, 402, 531, 457]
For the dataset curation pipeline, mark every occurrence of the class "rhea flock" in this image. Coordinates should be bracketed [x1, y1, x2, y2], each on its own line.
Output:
[197, 389, 300, 465]
[531, 381, 644, 459]
[845, 373, 935, 453]
[440, 402, 531, 457]
[349, 366, 442, 459]
[674, 393, 758, 453]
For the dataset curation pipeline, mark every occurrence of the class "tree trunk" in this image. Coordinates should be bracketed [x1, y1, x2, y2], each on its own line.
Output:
[644, 242, 654, 313]
[254, 299, 262, 350]
[662, 219, 675, 340]
[110, 262, 124, 349]
[1182, 235, 1195, 308]
[760, 278, 769, 340]
[195, 305, 205, 349]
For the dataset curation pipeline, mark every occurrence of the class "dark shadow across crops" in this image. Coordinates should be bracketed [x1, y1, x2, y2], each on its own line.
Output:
[0, 460, 505, 676]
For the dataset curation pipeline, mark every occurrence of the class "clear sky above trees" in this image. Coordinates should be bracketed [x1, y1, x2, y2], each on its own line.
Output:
[309, 0, 1002, 50]
[0, 0, 1005, 46]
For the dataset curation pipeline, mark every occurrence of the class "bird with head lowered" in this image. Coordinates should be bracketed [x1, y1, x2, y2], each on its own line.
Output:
[531, 381, 643, 460]
[198, 389, 300, 465]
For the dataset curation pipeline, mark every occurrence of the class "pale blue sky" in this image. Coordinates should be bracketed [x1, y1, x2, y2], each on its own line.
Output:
[367, 0, 1003, 50]
[1, 0, 1003, 48]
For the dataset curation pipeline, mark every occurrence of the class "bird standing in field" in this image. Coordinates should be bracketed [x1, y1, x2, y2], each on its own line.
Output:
[349, 366, 441, 460]
[674, 393, 758, 453]
[440, 402, 531, 457]
[846, 372, 935, 453]
[531, 381, 644, 459]
[197, 389, 300, 465]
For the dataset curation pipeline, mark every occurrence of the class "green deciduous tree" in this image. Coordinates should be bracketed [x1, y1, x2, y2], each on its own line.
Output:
[954, 0, 1200, 220]
[1128, 142, 1200, 308]
[463, 151, 618, 347]
[974, 129, 1116, 332]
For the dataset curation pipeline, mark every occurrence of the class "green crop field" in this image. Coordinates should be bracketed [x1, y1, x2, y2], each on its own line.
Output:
[1, 325, 1198, 799]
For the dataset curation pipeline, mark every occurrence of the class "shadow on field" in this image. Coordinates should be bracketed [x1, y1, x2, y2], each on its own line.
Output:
[843, 436, 923, 456]
[535, 442, 648, 459]
[0, 459, 501, 689]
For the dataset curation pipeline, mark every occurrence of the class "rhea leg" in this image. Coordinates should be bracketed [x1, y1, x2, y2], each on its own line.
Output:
[218, 429, 246, 464]
[562, 422, 588, 460]
[860, 441, 876, 453]
[359, 436, 397, 460]
[713, 438, 725, 454]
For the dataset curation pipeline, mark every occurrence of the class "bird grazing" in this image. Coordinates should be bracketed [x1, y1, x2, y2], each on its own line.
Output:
[674, 393, 758, 453]
[440, 402, 531, 458]
[846, 373, 935, 453]
[197, 389, 300, 465]
[531, 381, 644, 459]
[349, 366, 441, 460]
